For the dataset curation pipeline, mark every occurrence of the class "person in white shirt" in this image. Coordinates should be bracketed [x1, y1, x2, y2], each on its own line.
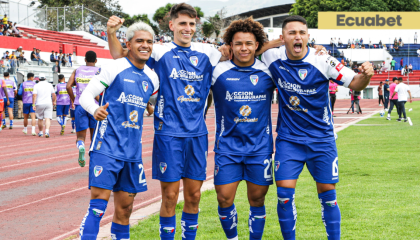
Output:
[415, 32, 418, 44]
[32, 73, 56, 137]
[390, 78, 412, 122]
[417, 48, 420, 57]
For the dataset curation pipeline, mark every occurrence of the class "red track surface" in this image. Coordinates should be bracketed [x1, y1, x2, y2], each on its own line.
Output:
[0, 100, 383, 239]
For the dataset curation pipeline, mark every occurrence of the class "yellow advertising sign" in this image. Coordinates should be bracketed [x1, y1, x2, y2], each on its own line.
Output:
[318, 12, 420, 29]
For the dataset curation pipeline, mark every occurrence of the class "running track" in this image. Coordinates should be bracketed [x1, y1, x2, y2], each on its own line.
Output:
[0, 99, 384, 239]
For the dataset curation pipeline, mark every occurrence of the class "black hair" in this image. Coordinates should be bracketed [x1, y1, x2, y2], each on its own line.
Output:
[282, 15, 307, 29]
[85, 51, 97, 63]
[58, 74, 65, 80]
[398, 77, 403, 81]
[4, 72, 9, 77]
[27, 72, 34, 78]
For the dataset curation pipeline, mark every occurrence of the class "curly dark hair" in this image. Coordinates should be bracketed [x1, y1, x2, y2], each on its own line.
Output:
[223, 17, 267, 52]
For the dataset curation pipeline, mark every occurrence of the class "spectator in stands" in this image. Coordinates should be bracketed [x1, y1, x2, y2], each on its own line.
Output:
[36, 49, 48, 66]
[311, 38, 315, 47]
[2, 14, 7, 28]
[389, 44, 395, 52]
[338, 38, 343, 47]
[12, 24, 21, 37]
[330, 38, 333, 47]
[0, 57, 8, 73]
[62, 53, 68, 67]
[417, 48, 420, 57]
[54, 52, 59, 61]
[408, 63, 413, 73]
[18, 51, 25, 66]
[399, 40, 404, 47]
[383, 44, 387, 51]
[340, 51, 344, 57]
[415, 32, 418, 44]
[31, 48, 40, 65]
[379, 40, 383, 48]
[394, 41, 399, 51]
[3, 50, 9, 59]
[50, 51, 56, 63]
[369, 41, 373, 48]
[390, 59, 396, 70]
[355, 38, 359, 47]
[89, 22, 94, 34]
[398, 37, 402, 44]
[378, 82, 384, 106]
[403, 65, 408, 76]
[400, 58, 404, 70]
[347, 39, 351, 47]
[361, 44, 366, 49]
[360, 38, 364, 47]
[69, 53, 72, 67]
[0, 25, 3, 35]
[52, 61, 60, 73]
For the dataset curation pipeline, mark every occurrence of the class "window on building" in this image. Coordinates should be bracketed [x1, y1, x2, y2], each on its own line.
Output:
[273, 16, 288, 28]
[256, 18, 270, 28]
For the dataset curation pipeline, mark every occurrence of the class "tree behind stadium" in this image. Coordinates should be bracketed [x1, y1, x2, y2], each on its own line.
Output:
[290, 0, 420, 28]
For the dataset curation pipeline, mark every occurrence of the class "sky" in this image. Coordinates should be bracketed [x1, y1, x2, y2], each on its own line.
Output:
[118, 0, 294, 23]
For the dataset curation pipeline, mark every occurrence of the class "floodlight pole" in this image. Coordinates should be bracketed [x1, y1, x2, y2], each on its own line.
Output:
[57, 7, 58, 31]
[64, 6, 65, 31]
[82, 4, 84, 32]
[408, 38, 410, 85]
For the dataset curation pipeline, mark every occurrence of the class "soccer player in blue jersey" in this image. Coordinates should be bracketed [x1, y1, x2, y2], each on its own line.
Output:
[78, 21, 159, 240]
[261, 16, 374, 240]
[211, 18, 276, 240]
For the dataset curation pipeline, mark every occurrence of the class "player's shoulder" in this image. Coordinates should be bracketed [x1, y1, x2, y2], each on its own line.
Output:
[304, 49, 341, 72]
[261, 46, 287, 66]
[102, 58, 132, 74]
[253, 59, 272, 78]
[213, 60, 235, 80]
[191, 42, 221, 64]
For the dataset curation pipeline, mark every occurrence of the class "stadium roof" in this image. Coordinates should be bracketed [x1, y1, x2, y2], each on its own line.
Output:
[232, 4, 293, 19]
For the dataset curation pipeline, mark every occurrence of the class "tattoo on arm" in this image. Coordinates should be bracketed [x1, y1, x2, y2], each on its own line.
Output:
[128, 193, 136, 197]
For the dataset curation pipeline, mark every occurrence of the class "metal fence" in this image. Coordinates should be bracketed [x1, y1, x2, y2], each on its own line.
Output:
[3, 1, 108, 33]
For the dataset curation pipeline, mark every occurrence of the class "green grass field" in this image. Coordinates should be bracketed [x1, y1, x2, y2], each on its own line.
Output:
[131, 101, 420, 240]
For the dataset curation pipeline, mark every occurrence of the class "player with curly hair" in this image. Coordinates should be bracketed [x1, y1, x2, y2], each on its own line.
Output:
[210, 17, 276, 240]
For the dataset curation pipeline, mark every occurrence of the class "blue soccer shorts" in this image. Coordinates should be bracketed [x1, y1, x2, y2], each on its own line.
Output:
[23, 103, 35, 114]
[152, 134, 208, 182]
[214, 153, 274, 186]
[274, 137, 339, 184]
[75, 105, 97, 132]
[4, 97, 14, 109]
[89, 152, 148, 193]
[56, 104, 70, 116]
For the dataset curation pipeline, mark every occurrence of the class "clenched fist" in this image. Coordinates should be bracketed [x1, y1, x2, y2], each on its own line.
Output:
[94, 102, 109, 121]
[358, 62, 374, 78]
[107, 16, 125, 35]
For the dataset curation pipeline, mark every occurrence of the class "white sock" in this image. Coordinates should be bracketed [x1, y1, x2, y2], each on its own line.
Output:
[388, 114, 390, 117]
[24, 127, 27, 131]
[46, 129, 49, 134]
[32, 126, 35, 132]
[57, 117, 61, 124]
[39, 131, 43, 134]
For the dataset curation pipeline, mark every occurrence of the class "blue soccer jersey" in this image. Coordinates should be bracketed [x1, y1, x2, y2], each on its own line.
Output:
[147, 42, 221, 137]
[211, 59, 276, 155]
[88, 57, 159, 162]
[262, 47, 356, 142]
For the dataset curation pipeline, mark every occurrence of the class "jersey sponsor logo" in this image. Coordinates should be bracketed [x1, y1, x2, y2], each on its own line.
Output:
[298, 69, 308, 80]
[92, 208, 104, 217]
[81, 69, 95, 73]
[177, 85, 201, 103]
[277, 79, 317, 95]
[24, 88, 34, 92]
[162, 227, 174, 233]
[275, 161, 280, 171]
[58, 90, 68, 95]
[6, 85, 14, 89]
[326, 200, 337, 207]
[190, 56, 198, 66]
[286, 96, 308, 113]
[169, 68, 204, 81]
[173, 56, 180, 58]
[234, 105, 258, 123]
[159, 162, 167, 174]
[76, 77, 92, 84]
[214, 165, 219, 176]
[226, 78, 240, 81]
[323, 106, 331, 125]
[157, 96, 164, 118]
[132, 71, 142, 76]
[279, 65, 290, 72]
[95, 68, 101, 75]
[225, 91, 267, 102]
[124, 79, 135, 83]
[278, 197, 290, 204]
[336, 63, 344, 72]
[122, 110, 141, 130]
[94, 165, 103, 177]
[116, 92, 147, 108]
[99, 118, 108, 139]
[142, 81, 148, 92]
[250, 75, 259, 85]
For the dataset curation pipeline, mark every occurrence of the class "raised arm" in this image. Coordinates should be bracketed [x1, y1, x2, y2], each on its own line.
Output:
[107, 16, 128, 59]
[66, 70, 76, 104]
[349, 62, 374, 91]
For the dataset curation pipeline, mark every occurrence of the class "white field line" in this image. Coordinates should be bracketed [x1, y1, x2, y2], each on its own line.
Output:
[0, 153, 77, 169]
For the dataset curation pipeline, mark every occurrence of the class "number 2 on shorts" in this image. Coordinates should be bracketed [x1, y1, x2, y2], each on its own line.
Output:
[139, 164, 146, 183]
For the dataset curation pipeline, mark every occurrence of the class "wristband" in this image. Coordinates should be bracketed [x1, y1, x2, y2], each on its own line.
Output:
[32, 104, 35, 106]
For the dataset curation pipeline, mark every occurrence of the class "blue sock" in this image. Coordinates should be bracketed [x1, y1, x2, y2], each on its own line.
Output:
[181, 212, 199, 240]
[160, 215, 176, 240]
[79, 199, 108, 240]
[10, 119, 13, 126]
[319, 190, 341, 240]
[77, 140, 84, 149]
[72, 120, 75, 129]
[111, 222, 130, 240]
[277, 187, 297, 240]
[249, 206, 266, 240]
[218, 204, 238, 239]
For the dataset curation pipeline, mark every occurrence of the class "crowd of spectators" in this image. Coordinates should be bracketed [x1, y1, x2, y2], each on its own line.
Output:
[1, 15, 22, 37]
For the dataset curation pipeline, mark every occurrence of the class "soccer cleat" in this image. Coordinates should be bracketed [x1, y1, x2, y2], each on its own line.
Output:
[396, 118, 402, 122]
[78, 145, 86, 167]
[60, 125, 65, 135]
[1, 124, 5, 129]
[23, 129, 27, 134]
[71, 129, 76, 133]
[9, 125, 13, 129]
[45, 133, 50, 138]
[386, 117, 391, 120]
[32, 131, 36, 136]
[404, 119, 408, 122]
[38, 133, 43, 137]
